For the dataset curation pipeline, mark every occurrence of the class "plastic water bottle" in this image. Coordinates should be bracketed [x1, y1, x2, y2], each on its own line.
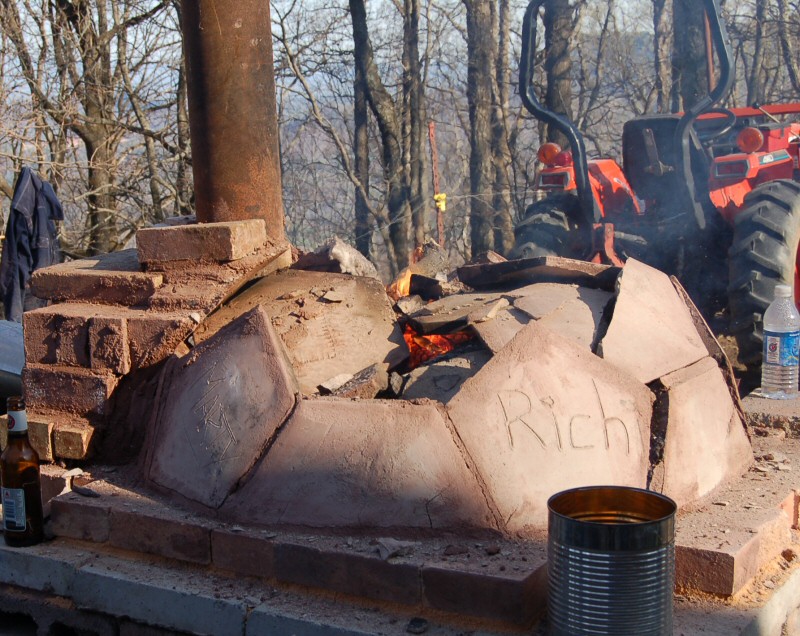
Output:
[761, 284, 800, 399]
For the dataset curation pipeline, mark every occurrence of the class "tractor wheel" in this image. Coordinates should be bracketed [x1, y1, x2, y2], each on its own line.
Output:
[511, 192, 586, 259]
[727, 179, 800, 367]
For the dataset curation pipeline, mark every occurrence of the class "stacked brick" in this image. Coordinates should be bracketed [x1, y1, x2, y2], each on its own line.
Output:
[12, 219, 290, 462]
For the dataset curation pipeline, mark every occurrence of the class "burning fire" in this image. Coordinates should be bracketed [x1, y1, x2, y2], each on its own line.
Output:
[388, 268, 413, 300]
[403, 324, 473, 369]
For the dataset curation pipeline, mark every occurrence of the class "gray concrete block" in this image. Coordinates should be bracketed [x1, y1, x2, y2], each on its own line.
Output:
[246, 605, 374, 636]
[0, 543, 82, 596]
[72, 559, 247, 636]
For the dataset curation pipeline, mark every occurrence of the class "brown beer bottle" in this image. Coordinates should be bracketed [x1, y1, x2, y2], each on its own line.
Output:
[1, 396, 44, 547]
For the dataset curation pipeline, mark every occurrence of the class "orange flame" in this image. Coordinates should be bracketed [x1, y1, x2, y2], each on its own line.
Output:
[388, 268, 413, 300]
[403, 324, 474, 369]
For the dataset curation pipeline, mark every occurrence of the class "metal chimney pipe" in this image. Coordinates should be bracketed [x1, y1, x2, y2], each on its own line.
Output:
[180, 0, 284, 240]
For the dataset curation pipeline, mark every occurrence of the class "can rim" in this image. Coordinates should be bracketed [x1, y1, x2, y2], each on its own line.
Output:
[548, 485, 676, 526]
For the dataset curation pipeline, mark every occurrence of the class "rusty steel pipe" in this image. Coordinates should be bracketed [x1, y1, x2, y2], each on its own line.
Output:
[180, 0, 284, 238]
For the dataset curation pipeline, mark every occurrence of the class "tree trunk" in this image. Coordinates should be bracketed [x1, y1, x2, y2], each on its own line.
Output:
[746, 0, 767, 105]
[350, 0, 412, 271]
[464, 0, 496, 257]
[353, 60, 371, 258]
[492, 0, 514, 253]
[671, 0, 707, 110]
[653, 0, 672, 112]
[175, 64, 193, 216]
[777, 0, 800, 94]
[543, 0, 573, 146]
[403, 0, 430, 250]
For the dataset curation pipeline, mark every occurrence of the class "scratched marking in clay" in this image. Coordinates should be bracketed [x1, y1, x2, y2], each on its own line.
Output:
[190, 358, 238, 462]
[496, 385, 633, 455]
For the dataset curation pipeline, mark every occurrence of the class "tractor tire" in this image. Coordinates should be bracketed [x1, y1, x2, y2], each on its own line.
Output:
[727, 179, 800, 367]
[511, 192, 586, 259]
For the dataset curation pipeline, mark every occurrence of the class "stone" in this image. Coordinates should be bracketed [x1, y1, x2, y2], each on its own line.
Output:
[146, 306, 298, 509]
[30, 249, 163, 305]
[598, 259, 707, 383]
[221, 398, 496, 531]
[137, 219, 267, 265]
[654, 357, 752, 506]
[192, 269, 408, 395]
[23, 364, 118, 417]
[446, 320, 653, 533]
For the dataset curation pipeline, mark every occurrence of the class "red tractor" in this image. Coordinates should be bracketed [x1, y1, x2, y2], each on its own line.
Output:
[514, 0, 800, 370]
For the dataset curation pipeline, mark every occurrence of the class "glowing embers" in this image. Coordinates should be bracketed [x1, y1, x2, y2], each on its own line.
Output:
[403, 324, 474, 370]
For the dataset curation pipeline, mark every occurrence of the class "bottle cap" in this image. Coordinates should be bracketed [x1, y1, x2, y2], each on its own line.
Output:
[775, 285, 793, 298]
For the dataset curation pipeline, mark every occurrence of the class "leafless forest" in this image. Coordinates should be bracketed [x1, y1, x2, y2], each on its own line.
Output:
[0, 0, 798, 279]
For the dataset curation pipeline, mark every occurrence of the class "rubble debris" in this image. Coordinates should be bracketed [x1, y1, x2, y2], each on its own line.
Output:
[395, 294, 425, 316]
[330, 364, 389, 399]
[292, 237, 380, 280]
[408, 274, 468, 301]
[457, 255, 619, 291]
[317, 373, 353, 395]
[406, 293, 505, 335]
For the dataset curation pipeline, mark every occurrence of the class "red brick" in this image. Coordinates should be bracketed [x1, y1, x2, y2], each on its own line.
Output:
[421, 564, 546, 626]
[24, 308, 89, 367]
[274, 542, 421, 605]
[50, 496, 111, 543]
[136, 220, 267, 264]
[676, 507, 792, 595]
[0, 415, 54, 461]
[53, 420, 95, 460]
[211, 529, 276, 578]
[23, 364, 118, 416]
[30, 249, 163, 305]
[28, 416, 55, 461]
[89, 315, 131, 374]
[126, 313, 195, 369]
[109, 509, 211, 564]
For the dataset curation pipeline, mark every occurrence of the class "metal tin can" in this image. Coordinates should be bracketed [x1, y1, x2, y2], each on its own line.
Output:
[547, 485, 676, 636]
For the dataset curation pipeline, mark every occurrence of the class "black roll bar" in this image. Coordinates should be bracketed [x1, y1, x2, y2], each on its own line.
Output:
[519, 0, 599, 225]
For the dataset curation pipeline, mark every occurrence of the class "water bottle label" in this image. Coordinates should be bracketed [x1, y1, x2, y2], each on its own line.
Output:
[2, 487, 26, 531]
[764, 330, 800, 367]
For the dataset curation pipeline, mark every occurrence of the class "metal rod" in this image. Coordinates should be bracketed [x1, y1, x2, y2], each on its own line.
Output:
[180, 0, 284, 239]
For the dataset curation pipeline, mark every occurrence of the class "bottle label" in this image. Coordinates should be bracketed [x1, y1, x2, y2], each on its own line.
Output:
[764, 330, 800, 367]
[2, 487, 26, 532]
[7, 409, 28, 433]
